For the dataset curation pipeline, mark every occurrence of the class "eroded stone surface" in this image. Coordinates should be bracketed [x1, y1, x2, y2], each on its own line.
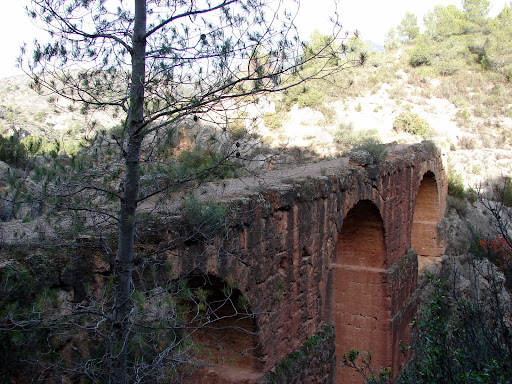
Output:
[29, 144, 447, 384]
[166, 143, 447, 383]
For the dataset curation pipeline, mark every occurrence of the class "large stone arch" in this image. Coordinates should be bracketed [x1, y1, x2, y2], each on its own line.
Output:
[183, 274, 263, 383]
[332, 200, 391, 384]
[411, 171, 444, 271]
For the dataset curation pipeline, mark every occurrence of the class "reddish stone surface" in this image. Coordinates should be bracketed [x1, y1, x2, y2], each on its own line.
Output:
[9, 144, 447, 383]
[412, 171, 445, 271]
[164, 143, 447, 383]
[332, 201, 391, 384]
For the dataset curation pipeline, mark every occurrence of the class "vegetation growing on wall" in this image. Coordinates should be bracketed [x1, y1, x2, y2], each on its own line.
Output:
[1, 0, 366, 382]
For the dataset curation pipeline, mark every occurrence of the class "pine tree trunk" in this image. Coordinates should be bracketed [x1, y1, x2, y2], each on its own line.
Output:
[112, 0, 146, 382]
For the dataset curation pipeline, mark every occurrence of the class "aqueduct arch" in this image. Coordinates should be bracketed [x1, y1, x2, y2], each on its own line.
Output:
[164, 143, 448, 383]
[332, 200, 391, 383]
[184, 274, 263, 383]
[4, 144, 448, 383]
[411, 171, 445, 271]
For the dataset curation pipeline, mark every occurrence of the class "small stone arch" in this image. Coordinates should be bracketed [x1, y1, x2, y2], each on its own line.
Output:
[411, 171, 444, 271]
[332, 200, 391, 384]
[182, 274, 263, 383]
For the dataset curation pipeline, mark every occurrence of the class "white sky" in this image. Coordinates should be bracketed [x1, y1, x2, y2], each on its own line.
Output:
[1, 0, 510, 79]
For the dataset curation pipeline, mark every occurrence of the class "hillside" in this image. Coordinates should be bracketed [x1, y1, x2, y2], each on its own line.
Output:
[2, 49, 512, 189]
[2, 9, 512, 193]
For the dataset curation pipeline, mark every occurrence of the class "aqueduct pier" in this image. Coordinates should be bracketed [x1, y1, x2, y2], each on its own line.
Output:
[166, 142, 447, 384]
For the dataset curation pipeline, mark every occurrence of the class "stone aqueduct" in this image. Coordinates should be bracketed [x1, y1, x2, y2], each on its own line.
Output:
[168, 143, 447, 384]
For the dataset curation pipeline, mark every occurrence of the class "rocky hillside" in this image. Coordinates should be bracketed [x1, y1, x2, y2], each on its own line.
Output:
[2, 55, 512, 189]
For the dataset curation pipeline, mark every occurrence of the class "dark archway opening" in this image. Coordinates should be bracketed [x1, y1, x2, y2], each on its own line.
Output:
[332, 200, 391, 384]
[182, 274, 263, 383]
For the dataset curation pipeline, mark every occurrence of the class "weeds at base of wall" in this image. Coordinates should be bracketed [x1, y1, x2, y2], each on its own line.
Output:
[262, 324, 334, 384]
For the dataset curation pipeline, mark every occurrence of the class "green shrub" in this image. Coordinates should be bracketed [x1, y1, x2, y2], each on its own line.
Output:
[262, 112, 283, 130]
[21, 135, 43, 156]
[397, 276, 512, 384]
[181, 196, 226, 239]
[42, 139, 60, 158]
[317, 105, 337, 126]
[332, 122, 382, 156]
[177, 148, 235, 181]
[282, 85, 325, 111]
[447, 195, 468, 216]
[32, 110, 47, 123]
[353, 139, 388, 163]
[448, 171, 465, 198]
[0, 133, 27, 167]
[227, 111, 249, 139]
[455, 109, 471, 123]
[332, 121, 354, 144]
[393, 111, 432, 138]
[341, 349, 392, 384]
[494, 177, 512, 207]
[409, 48, 432, 67]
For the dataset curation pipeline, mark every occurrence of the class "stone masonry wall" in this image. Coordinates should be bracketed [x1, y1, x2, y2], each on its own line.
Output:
[166, 142, 447, 383]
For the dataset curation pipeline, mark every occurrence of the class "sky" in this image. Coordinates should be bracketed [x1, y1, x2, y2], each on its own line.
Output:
[1, 0, 510, 79]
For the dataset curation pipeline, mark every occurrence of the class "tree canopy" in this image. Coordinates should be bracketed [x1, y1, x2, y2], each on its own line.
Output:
[389, 0, 512, 79]
[397, 12, 420, 42]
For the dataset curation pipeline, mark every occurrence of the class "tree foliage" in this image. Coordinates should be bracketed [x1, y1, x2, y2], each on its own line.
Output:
[391, 0, 512, 79]
[424, 5, 467, 39]
[463, 0, 490, 24]
[397, 272, 512, 384]
[397, 12, 420, 42]
[0, 131, 28, 167]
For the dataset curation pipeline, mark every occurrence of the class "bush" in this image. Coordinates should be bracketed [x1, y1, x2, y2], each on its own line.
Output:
[32, 110, 47, 123]
[455, 109, 471, 124]
[262, 112, 284, 130]
[227, 111, 249, 140]
[353, 139, 388, 163]
[0, 133, 27, 167]
[317, 105, 337, 126]
[21, 135, 44, 156]
[447, 195, 468, 216]
[181, 196, 226, 240]
[332, 122, 382, 155]
[177, 148, 235, 181]
[393, 111, 432, 138]
[448, 171, 465, 198]
[458, 136, 477, 149]
[282, 85, 325, 111]
[397, 275, 512, 384]
[479, 236, 512, 274]
[409, 47, 432, 67]
[494, 177, 512, 207]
